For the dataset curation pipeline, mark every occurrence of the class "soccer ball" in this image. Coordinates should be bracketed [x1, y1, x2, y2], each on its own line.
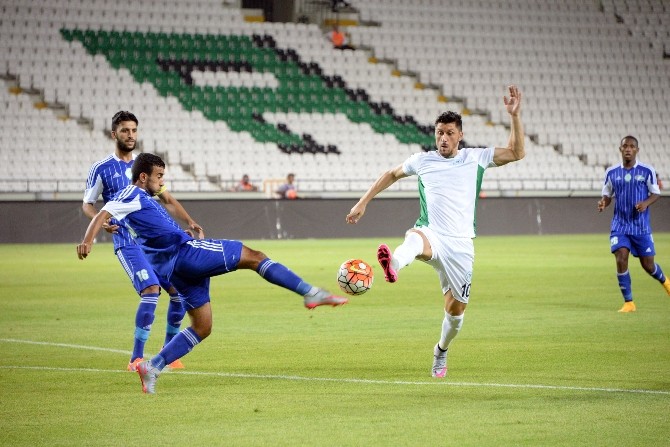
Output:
[337, 259, 374, 295]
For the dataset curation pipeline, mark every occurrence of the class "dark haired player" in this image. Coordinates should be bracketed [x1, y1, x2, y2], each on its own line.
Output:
[82, 111, 204, 371]
[77, 153, 347, 394]
[597, 135, 670, 312]
[347, 86, 525, 378]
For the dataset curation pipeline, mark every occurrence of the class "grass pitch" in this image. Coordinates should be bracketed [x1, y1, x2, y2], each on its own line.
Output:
[1, 234, 669, 446]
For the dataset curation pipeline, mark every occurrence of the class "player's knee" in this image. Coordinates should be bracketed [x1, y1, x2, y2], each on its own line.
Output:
[239, 246, 267, 270]
[140, 285, 161, 295]
[192, 321, 212, 339]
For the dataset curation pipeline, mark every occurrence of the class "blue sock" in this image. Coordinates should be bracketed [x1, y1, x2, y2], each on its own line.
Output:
[164, 294, 186, 346]
[617, 271, 633, 302]
[131, 293, 158, 361]
[650, 264, 666, 283]
[151, 327, 201, 370]
[256, 258, 312, 296]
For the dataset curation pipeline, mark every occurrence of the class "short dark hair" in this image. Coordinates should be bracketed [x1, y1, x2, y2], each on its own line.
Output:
[132, 153, 165, 183]
[620, 135, 638, 147]
[111, 111, 138, 132]
[435, 111, 462, 131]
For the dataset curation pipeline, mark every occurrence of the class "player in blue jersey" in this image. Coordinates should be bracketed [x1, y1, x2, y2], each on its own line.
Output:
[77, 153, 348, 394]
[597, 135, 670, 312]
[82, 111, 204, 371]
[346, 86, 525, 378]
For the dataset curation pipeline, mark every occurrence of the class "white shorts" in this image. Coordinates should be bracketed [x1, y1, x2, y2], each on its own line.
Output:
[414, 227, 474, 304]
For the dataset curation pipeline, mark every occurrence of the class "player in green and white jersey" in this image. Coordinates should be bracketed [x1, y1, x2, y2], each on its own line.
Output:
[346, 85, 525, 378]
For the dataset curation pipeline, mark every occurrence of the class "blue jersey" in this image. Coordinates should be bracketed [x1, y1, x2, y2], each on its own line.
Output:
[101, 185, 192, 280]
[83, 154, 136, 250]
[602, 162, 660, 235]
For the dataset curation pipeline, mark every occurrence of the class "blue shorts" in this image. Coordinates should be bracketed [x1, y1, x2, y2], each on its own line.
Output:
[116, 245, 172, 294]
[609, 232, 656, 258]
[170, 239, 244, 309]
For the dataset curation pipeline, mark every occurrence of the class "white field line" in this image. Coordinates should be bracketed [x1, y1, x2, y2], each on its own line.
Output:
[1, 338, 669, 396]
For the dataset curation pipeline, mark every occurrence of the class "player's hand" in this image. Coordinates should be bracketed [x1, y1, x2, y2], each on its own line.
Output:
[186, 222, 205, 239]
[635, 202, 647, 212]
[346, 204, 366, 224]
[597, 199, 606, 212]
[101, 218, 119, 234]
[503, 85, 522, 117]
[76, 242, 91, 260]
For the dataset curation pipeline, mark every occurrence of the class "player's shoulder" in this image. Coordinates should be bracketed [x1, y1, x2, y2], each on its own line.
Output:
[604, 164, 620, 175]
[113, 184, 141, 201]
[460, 146, 493, 154]
[88, 153, 116, 170]
[636, 161, 656, 173]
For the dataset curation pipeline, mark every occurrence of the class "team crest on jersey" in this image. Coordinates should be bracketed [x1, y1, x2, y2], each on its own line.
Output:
[125, 168, 132, 179]
[624, 173, 632, 182]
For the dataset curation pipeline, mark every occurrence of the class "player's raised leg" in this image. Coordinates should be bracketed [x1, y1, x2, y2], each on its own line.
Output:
[253, 254, 348, 308]
[377, 244, 397, 283]
[378, 230, 425, 283]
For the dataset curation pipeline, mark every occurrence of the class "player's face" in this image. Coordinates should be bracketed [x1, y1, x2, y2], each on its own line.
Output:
[434, 122, 462, 158]
[619, 138, 638, 162]
[112, 120, 138, 153]
[145, 165, 165, 196]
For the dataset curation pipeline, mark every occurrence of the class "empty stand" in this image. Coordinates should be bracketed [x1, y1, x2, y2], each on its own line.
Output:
[1, 0, 668, 196]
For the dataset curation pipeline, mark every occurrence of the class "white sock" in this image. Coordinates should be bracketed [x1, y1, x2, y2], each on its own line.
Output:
[438, 312, 464, 350]
[392, 231, 424, 272]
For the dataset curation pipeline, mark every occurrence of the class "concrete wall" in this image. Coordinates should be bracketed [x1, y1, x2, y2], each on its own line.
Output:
[1, 197, 668, 244]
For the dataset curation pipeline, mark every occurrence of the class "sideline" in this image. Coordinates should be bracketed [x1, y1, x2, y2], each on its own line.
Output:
[2, 338, 669, 396]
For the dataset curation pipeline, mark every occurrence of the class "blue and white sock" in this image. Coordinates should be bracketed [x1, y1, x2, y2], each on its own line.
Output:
[131, 293, 158, 361]
[164, 293, 186, 346]
[256, 258, 312, 296]
[617, 270, 633, 302]
[151, 327, 201, 370]
[650, 264, 667, 283]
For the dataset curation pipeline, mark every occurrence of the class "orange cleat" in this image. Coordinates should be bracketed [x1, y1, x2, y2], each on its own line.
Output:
[662, 278, 670, 296]
[127, 357, 144, 372]
[168, 359, 185, 369]
[618, 301, 636, 313]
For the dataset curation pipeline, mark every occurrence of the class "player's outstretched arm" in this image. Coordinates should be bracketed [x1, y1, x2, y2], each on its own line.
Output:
[493, 85, 525, 166]
[76, 210, 112, 259]
[346, 165, 406, 224]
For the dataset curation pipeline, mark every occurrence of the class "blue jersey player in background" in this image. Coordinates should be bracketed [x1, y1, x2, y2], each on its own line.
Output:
[77, 153, 348, 394]
[82, 111, 204, 371]
[597, 135, 670, 312]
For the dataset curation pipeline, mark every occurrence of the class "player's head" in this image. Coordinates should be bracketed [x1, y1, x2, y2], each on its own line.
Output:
[132, 153, 165, 195]
[287, 173, 295, 183]
[619, 135, 639, 162]
[435, 111, 462, 131]
[434, 111, 463, 158]
[111, 111, 138, 154]
[620, 135, 638, 148]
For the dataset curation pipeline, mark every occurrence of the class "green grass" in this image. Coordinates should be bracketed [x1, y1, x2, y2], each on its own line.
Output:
[1, 235, 669, 446]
